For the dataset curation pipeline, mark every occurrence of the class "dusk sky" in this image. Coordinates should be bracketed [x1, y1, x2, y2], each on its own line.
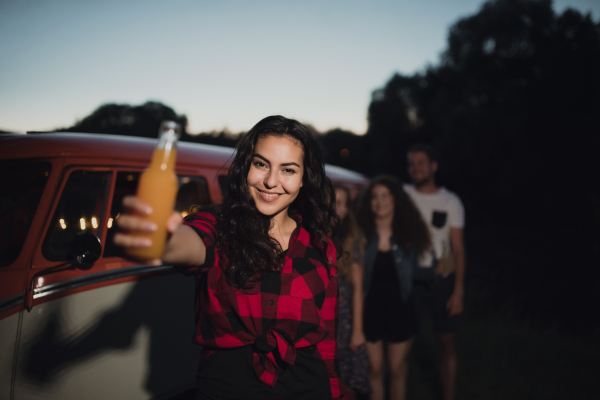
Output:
[1, 0, 598, 135]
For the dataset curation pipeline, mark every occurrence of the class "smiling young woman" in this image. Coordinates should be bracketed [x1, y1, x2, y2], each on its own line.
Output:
[114, 116, 352, 400]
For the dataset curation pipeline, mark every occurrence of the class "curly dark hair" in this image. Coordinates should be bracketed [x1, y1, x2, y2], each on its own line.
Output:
[357, 175, 430, 255]
[217, 115, 339, 287]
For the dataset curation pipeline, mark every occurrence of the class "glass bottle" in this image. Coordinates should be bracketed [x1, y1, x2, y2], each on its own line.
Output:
[126, 121, 180, 261]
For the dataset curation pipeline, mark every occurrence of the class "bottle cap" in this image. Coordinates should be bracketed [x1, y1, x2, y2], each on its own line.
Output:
[160, 121, 181, 141]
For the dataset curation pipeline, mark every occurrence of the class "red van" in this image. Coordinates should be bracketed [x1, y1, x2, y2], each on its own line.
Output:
[0, 132, 367, 400]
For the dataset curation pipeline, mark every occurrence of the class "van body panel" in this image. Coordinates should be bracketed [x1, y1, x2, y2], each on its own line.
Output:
[0, 270, 27, 319]
[0, 313, 20, 400]
[12, 274, 199, 400]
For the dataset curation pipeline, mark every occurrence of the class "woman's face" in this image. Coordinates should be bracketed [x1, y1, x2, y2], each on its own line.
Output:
[370, 184, 394, 219]
[247, 134, 304, 219]
[334, 188, 349, 220]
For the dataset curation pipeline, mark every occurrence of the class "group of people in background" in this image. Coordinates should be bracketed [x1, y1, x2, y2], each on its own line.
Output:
[334, 144, 465, 400]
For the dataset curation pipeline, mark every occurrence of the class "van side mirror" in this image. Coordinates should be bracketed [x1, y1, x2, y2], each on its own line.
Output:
[69, 231, 102, 267]
[25, 232, 102, 311]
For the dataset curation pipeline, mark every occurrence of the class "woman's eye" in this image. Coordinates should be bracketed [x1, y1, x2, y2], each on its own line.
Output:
[253, 161, 267, 168]
[282, 168, 296, 174]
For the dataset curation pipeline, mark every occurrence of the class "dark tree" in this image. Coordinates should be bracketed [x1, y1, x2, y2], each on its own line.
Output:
[364, 74, 423, 178]
[182, 130, 242, 148]
[366, 0, 600, 333]
[58, 101, 189, 138]
[319, 128, 367, 173]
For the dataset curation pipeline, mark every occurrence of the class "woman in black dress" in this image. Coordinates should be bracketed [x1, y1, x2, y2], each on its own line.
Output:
[357, 175, 430, 400]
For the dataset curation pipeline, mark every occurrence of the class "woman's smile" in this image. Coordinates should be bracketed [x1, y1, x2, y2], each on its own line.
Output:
[256, 188, 284, 202]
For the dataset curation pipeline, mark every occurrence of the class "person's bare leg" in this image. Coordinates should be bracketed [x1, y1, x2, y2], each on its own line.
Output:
[437, 333, 457, 400]
[387, 338, 414, 400]
[365, 341, 385, 400]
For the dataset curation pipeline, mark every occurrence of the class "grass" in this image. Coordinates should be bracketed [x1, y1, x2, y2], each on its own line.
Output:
[407, 288, 600, 400]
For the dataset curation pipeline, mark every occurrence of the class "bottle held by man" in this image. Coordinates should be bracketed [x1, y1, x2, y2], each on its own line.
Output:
[125, 121, 180, 261]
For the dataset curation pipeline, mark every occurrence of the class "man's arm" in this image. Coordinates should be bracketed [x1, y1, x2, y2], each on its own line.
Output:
[447, 226, 465, 316]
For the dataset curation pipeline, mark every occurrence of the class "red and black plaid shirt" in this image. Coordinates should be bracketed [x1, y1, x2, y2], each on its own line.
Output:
[183, 212, 352, 400]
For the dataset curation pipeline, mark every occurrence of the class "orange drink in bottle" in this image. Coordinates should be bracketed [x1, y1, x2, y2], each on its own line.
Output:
[126, 121, 180, 261]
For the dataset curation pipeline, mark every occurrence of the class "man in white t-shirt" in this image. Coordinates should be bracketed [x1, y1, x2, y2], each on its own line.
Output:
[404, 143, 465, 400]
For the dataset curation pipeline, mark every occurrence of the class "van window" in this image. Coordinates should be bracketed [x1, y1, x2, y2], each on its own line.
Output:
[102, 171, 138, 258]
[176, 175, 212, 217]
[103, 172, 212, 258]
[42, 170, 111, 261]
[0, 161, 51, 267]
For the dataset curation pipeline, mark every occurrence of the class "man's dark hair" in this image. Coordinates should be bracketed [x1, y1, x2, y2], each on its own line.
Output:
[407, 143, 438, 163]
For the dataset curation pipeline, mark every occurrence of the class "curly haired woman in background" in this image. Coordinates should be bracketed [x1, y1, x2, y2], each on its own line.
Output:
[357, 175, 430, 400]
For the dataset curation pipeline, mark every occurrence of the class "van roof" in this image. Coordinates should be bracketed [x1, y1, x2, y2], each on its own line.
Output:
[0, 132, 235, 168]
[0, 132, 368, 186]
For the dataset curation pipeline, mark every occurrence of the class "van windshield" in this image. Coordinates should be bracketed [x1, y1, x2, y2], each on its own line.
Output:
[0, 161, 51, 267]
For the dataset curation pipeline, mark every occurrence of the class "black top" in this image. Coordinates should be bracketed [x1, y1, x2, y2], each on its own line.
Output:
[363, 250, 416, 342]
[371, 250, 401, 297]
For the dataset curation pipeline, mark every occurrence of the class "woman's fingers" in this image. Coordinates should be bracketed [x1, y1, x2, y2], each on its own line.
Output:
[113, 231, 152, 248]
[349, 332, 366, 352]
[114, 197, 156, 249]
[115, 197, 181, 262]
[116, 214, 157, 232]
[122, 195, 153, 215]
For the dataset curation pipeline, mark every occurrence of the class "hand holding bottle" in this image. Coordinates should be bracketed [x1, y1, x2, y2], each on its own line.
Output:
[114, 121, 181, 261]
[113, 120, 208, 267]
[114, 196, 183, 265]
